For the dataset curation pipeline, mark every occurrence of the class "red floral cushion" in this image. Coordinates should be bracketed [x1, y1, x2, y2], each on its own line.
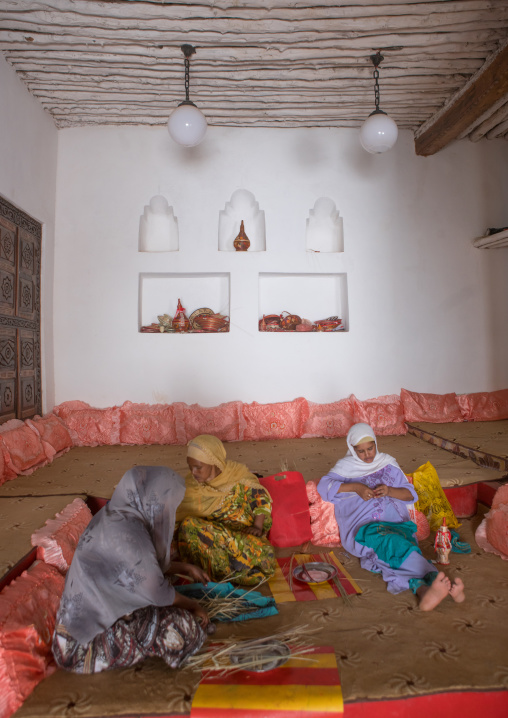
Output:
[352, 394, 407, 435]
[301, 398, 355, 439]
[0, 425, 48, 475]
[242, 398, 309, 441]
[119, 401, 183, 445]
[180, 401, 245, 443]
[26, 414, 73, 459]
[0, 562, 65, 718]
[31, 498, 93, 573]
[54, 401, 121, 446]
[400, 389, 464, 423]
[306, 481, 341, 547]
[456, 389, 508, 422]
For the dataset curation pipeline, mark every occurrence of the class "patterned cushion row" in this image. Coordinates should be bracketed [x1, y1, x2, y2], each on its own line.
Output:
[0, 561, 65, 718]
[401, 387, 508, 423]
[0, 415, 73, 487]
[31, 498, 93, 573]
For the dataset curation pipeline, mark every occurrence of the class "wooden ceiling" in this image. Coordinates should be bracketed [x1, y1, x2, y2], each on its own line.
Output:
[1, 0, 507, 155]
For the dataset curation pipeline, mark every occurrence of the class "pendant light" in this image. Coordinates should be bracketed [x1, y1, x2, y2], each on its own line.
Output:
[167, 44, 207, 147]
[359, 52, 398, 154]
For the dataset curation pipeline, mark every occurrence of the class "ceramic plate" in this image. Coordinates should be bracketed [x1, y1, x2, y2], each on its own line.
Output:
[292, 561, 338, 584]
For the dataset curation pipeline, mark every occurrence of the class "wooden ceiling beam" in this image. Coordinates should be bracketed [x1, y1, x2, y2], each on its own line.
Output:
[414, 40, 508, 156]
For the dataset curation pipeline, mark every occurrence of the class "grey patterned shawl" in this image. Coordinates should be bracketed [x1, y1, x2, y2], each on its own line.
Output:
[57, 466, 185, 645]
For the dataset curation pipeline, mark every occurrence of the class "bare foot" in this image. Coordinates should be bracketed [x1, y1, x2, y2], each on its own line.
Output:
[449, 577, 465, 603]
[418, 572, 451, 611]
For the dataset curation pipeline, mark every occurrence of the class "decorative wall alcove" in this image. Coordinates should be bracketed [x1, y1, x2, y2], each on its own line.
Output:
[218, 189, 266, 252]
[139, 273, 230, 332]
[259, 273, 348, 331]
[138, 195, 179, 252]
[305, 197, 344, 253]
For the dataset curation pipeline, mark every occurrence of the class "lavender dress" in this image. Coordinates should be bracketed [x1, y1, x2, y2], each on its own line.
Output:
[318, 464, 437, 594]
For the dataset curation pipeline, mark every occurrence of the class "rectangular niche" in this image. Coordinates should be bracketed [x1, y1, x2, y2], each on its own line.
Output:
[139, 273, 230, 331]
[259, 273, 348, 331]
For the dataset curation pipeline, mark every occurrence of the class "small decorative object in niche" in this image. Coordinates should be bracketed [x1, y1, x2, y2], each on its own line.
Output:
[233, 220, 250, 251]
[172, 298, 190, 333]
[140, 304, 230, 334]
[259, 312, 344, 332]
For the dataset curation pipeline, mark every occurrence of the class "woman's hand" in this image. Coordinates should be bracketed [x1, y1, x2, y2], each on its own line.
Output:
[357, 484, 375, 501]
[170, 561, 210, 585]
[373, 484, 389, 497]
[241, 513, 265, 537]
[242, 524, 263, 537]
[172, 592, 210, 629]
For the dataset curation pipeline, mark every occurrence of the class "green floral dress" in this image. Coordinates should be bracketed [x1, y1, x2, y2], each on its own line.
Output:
[177, 484, 276, 586]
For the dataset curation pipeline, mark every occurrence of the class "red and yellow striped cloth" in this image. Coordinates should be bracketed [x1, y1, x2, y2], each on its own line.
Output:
[268, 553, 362, 603]
[190, 646, 343, 718]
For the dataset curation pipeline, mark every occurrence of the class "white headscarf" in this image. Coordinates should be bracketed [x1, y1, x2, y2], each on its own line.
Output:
[330, 423, 401, 478]
[57, 466, 185, 645]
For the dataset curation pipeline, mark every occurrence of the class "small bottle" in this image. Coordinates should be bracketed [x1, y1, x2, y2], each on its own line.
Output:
[434, 517, 452, 565]
[172, 298, 189, 332]
[233, 220, 250, 251]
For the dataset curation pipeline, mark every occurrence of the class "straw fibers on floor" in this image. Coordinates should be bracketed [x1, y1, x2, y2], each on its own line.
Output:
[2, 435, 508, 716]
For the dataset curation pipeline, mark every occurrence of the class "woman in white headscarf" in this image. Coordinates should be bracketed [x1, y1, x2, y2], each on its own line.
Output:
[52, 466, 210, 674]
[318, 424, 465, 611]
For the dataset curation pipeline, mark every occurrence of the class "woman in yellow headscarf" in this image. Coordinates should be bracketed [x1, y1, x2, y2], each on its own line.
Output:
[176, 435, 276, 586]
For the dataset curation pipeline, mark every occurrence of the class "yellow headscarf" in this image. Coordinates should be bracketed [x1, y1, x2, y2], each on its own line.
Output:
[176, 434, 263, 521]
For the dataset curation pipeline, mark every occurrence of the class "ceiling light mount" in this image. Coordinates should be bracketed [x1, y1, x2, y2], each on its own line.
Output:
[359, 51, 398, 154]
[167, 44, 207, 147]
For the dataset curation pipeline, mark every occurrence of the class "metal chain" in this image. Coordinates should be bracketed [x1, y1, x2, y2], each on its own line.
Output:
[184, 57, 190, 102]
[373, 66, 380, 112]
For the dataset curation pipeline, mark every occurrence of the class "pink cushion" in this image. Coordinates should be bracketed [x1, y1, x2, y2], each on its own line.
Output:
[260, 471, 312, 547]
[54, 401, 120, 446]
[0, 561, 65, 718]
[180, 401, 245, 443]
[352, 394, 407, 435]
[242, 398, 309, 441]
[306, 481, 341, 547]
[0, 425, 48, 475]
[400, 389, 464, 423]
[0, 442, 17, 487]
[31, 498, 93, 573]
[301, 397, 355, 439]
[26, 414, 73, 460]
[119, 401, 183, 445]
[405, 473, 431, 541]
[457, 389, 508, 422]
[486, 486, 508, 557]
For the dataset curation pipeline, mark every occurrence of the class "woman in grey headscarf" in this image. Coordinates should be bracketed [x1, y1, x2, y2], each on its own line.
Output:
[52, 466, 210, 674]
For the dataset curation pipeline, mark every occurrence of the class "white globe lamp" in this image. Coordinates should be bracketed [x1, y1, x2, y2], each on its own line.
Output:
[168, 44, 207, 147]
[360, 110, 398, 154]
[168, 101, 207, 147]
[360, 52, 398, 154]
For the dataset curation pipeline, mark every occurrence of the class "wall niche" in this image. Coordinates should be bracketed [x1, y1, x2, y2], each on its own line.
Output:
[305, 197, 344, 253]
[138, 195, 179, 252]
[218, 189, 266, 252]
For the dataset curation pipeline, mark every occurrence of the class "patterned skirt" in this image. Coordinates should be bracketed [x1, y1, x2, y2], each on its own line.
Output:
[177, 516, 276, 586]
[52, 605, 206, 674]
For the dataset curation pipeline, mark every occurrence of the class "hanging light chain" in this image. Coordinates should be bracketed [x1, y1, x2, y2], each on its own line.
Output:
[180, 44, 196, 104]
[370, 51, 384, 113]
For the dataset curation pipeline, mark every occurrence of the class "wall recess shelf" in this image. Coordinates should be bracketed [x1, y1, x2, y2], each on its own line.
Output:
[139, 273, 230, 332]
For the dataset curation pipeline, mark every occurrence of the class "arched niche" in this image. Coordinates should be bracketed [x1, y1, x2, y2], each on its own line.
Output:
[139, 195, 179, 252]
[218, 189, 266, 252]
[305, 197, 343, 253]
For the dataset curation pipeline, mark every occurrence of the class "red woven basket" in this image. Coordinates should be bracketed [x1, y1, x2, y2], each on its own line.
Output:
[195, 314, 229, 332]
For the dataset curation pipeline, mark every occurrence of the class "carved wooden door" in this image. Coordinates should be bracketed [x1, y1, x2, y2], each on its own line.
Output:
[0, 197, 42, 422]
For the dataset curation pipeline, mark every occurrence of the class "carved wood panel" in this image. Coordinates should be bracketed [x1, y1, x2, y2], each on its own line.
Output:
[0, 197, 42, 422]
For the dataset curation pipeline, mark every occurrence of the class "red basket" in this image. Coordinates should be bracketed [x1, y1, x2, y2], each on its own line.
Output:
[195, 314, 230, 332]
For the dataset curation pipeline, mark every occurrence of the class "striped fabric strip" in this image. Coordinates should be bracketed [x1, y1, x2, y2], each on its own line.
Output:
[191, 646, 343, 718]
[268, 553, 361, 603]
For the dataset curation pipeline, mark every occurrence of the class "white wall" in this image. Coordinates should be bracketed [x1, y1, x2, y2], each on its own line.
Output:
[53, 124, 508, 408]
[0, 55, 58, 411]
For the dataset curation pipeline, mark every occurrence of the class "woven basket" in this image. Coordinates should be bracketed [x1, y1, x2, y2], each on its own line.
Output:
[195, 314, 229, 332]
